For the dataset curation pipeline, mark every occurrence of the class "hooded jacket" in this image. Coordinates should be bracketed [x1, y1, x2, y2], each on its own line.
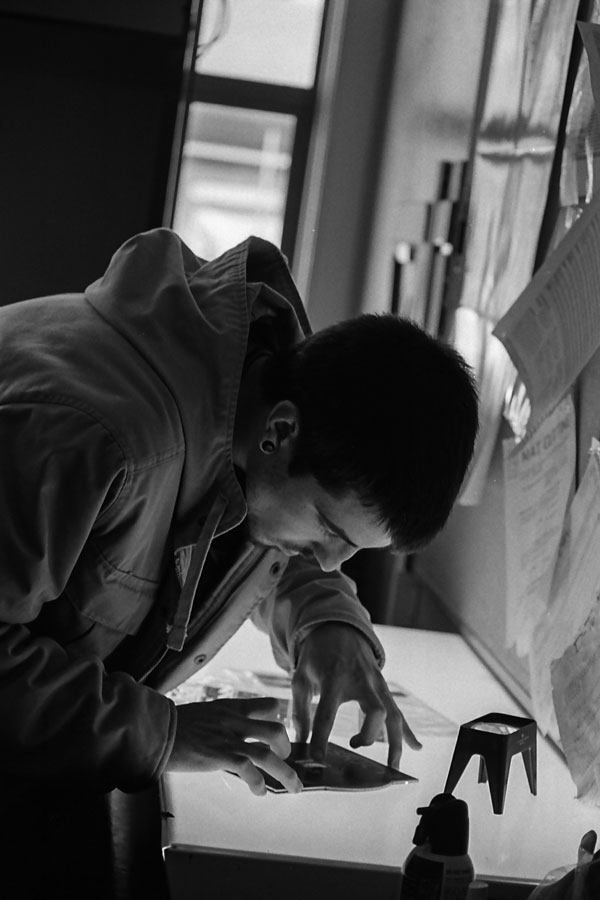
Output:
[0, 229, 384, 792]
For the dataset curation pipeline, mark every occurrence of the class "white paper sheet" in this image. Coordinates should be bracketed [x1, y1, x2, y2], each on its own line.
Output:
[503, 395, 576, 656]
[529, 444, 600, 739]
[551, 595, 600, 806]
[493, 173, 600, 438]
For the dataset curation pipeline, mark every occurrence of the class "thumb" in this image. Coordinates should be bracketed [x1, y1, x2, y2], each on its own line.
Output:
[220, 696, 281, 720]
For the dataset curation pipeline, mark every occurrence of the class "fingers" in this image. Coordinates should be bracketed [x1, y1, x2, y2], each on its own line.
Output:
[169, 699, 302, 795]
[309, 687, 342, 761]
[237, 716, 292, 759]
[227, 744, 303, 796]
[291, 674, 312, 744]
[227, 755, 270, 796]
[384, 717, 407, 770]
[224, 697, 281, 720]
[244, 742, 303, 795]
[349, 692, 422, 769]
[214, 698, 291, 757]
[225, 744, 303, 796]
[291, 665, 422, 769]
[349, 703, 386, 749]
[384, 696, 422, 762]
[401, 715, 422, 751]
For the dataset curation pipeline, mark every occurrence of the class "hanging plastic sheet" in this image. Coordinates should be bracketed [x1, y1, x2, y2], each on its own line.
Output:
[453, 0, 579, 503]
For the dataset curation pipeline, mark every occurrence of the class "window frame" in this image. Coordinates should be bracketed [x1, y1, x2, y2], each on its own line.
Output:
[164, 0, 329, 266]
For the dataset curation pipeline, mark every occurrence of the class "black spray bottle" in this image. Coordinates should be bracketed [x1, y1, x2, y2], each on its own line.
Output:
[399, 793, 475, 900]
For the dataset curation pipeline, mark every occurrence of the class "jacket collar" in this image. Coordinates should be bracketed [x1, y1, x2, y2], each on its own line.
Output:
[85, 229, 311, 537]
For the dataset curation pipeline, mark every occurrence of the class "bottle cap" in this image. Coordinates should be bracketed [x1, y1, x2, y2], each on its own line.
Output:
[413, 793, 470, 855]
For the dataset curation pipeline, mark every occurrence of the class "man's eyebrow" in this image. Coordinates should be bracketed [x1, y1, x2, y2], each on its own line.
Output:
[317, 509, 359, 548]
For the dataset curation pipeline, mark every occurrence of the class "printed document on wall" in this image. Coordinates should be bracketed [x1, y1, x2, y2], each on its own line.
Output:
[503, 395, 576, 657]
[552, 595, 600, 806]
[529, 443, 600, 740]
[493, 186, 600, 437]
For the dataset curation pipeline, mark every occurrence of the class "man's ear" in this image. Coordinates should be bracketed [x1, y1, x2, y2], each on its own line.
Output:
[263, 400, 300, 449]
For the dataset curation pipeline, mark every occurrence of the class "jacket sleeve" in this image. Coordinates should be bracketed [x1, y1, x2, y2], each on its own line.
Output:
[251, 555, 386, 672]
[0, 401, 176, 792]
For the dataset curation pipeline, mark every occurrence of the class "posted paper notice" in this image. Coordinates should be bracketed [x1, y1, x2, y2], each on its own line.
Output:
[493, 185, 600, 437]
[552, 596, 600, 806]
[503, 395, 576, 656]
[529, 444, 600, 739]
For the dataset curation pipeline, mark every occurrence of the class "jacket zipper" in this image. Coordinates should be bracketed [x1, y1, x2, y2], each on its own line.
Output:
[185, 542, 264, 641]
[139, 544, 264, 684]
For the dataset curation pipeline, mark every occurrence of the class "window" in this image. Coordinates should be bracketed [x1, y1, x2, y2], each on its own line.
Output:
[169, 0, 327, 264]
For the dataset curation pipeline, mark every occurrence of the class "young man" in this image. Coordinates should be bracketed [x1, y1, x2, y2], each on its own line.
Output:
[0, 228, 478, 797]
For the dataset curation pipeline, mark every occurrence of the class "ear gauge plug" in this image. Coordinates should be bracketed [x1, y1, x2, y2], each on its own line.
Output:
[260, 440, 276, 454]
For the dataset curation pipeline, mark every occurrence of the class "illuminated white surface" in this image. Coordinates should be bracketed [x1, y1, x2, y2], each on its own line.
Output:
[161, 621, 599, 884]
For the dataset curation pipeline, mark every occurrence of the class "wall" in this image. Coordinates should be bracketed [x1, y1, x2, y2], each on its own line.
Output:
[340, 0, 491, 627]
[0, 0, 192, 303]
[294, 0, 401, 330]
[414, 2, 592, 713]
[359, 0, 491, 320]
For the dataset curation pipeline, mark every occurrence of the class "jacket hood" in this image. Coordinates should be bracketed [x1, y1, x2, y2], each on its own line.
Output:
[85, 228, 311, 537]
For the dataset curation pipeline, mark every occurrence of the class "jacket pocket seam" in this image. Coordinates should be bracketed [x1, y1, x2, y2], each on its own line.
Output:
[84, 539, 162, 592]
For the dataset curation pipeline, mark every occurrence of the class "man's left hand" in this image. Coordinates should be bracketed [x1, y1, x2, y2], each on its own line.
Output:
[291, 622, 422, 768]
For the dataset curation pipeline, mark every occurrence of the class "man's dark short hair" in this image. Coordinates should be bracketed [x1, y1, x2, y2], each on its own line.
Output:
[264, 313, 479, 552]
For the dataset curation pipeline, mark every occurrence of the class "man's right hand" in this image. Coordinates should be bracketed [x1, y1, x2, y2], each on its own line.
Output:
[166, 697, 303, 796]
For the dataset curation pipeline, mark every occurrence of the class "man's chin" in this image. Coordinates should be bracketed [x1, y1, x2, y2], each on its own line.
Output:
[250, 536, 299, 557]
[247, 528, 277, 551]
[246, 521, 300, 556]
[251, 538, 274, 551]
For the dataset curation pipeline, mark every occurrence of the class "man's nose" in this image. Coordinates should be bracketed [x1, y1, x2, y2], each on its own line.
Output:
[313, 542, 357, 572]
